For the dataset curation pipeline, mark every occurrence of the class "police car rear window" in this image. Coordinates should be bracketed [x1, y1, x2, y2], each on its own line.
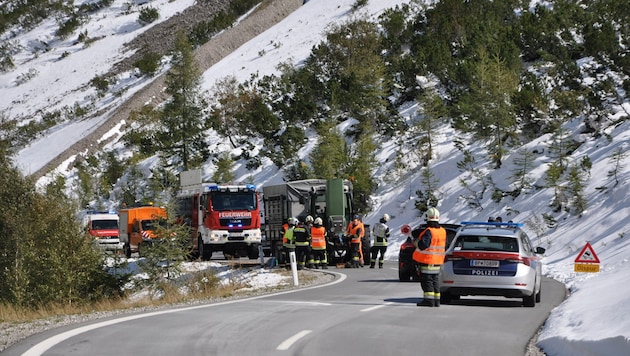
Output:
[456, 235, 519, 252]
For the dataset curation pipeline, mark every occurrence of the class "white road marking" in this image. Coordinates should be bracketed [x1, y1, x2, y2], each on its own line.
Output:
[276, 330, 312, 351]
[361, 302, 394, 312]
[22, 271, 346, 356]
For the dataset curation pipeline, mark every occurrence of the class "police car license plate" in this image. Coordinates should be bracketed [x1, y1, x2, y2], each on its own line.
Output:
[471, 259, 500, 268]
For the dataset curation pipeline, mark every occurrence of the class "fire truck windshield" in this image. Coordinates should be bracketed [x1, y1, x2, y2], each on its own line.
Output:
[91, 220, 118, 230]
[210, 191, 257, 211]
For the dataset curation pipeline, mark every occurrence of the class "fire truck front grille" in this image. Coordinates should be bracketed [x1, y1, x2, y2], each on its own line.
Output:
[220, 218, 252, 227]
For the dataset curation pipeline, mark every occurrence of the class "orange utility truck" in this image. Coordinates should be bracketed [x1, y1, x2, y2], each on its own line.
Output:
[119, 206, 167, 258]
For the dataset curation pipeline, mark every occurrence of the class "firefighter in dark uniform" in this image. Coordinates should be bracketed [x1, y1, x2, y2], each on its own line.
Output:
[412, 207, 447, 307]
[293, 218, 312, 269]
[370, 214, 390, 268]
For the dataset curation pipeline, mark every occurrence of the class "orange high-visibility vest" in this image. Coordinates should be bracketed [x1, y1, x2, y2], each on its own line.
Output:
[346, 222, 364, 243]
[412, 227, 447, 265]
[311, 226, 327, 250]
[281, 223, 289, 243]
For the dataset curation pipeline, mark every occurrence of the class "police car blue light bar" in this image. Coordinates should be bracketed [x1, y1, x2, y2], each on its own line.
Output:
[460, 221, 523, 227]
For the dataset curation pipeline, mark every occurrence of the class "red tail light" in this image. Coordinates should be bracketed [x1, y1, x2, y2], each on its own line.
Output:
[443, 254, 464, 262]
[506, 256, 531, 266]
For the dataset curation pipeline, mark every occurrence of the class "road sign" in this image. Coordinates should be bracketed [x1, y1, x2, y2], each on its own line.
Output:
[574, 242, 600, 263]
[574, 263, 600, 273]
[574, 242, 600, 273]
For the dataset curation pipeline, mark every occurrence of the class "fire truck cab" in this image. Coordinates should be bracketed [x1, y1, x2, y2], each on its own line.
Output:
[83, 211, 123, 251]
[177, 170, 262, 260]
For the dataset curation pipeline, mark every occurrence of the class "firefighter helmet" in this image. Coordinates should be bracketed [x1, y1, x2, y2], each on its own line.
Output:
[382, 213, 390, 222]
[426, 207, 440, 222]
[314, 217, 323, 226]
[289, 217, 298, 226]
[305, 215, 314, 223]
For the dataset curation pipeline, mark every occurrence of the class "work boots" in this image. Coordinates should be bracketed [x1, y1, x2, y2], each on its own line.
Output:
[369, 262, 375, 268]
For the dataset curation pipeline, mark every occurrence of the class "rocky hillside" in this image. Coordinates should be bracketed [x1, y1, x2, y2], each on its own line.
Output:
[30, 0, 303, 179]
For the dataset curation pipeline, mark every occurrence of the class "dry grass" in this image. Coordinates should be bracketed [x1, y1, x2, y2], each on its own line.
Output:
[0, 270, 247, 324]
[0, 268, 328, 325]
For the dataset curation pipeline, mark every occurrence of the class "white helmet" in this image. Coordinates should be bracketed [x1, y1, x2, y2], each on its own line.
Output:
[305, 215, 314, 223]
[426, 207, 440, 222]
[382, 213, 390, 222]
[314, 217, 323, 226]
[289, 217, 298, 226]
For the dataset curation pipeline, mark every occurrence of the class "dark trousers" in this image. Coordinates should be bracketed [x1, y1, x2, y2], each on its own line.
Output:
[295, 245, 311, 268]
[420, 272, 441, 306]
[370, 245, 387, 267]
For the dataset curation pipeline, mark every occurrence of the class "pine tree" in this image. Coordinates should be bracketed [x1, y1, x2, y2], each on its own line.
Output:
[510, 149, 536, 193]
[310, 119, 348, 179]
[213, 152, 235, 183]
[454, 47, 520, 168]
[567, 164, 587, 215]
[607, 147, 626, 188]
[414, 84, 447, 166]
[347, 130, 377, 213]
[159, 31, 209, 171]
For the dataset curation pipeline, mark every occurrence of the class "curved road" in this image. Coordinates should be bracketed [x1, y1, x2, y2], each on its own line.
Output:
[5, 262, 565, 355]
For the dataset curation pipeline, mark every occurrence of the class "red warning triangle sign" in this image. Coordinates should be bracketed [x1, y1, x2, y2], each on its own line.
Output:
[575, 242, 600, 263]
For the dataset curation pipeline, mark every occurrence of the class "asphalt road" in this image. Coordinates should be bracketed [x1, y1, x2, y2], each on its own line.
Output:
[6, 262, 566, 356]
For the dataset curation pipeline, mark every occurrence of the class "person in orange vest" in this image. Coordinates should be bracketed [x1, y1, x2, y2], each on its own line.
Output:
[346, 214, 364, 268]
[412, 207, 447, 307]
[310, 217, 328, 269]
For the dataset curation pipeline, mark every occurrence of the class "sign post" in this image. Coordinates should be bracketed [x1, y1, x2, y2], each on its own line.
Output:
[574, 242, 600, 273]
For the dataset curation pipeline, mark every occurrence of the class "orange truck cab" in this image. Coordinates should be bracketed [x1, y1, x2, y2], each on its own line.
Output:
[119, 206, 167, 258]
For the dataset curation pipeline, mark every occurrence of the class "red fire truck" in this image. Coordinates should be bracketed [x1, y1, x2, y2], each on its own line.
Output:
[176, 169, 262, 260]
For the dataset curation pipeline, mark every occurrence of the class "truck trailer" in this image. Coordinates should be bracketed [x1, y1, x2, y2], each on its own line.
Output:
[262, 179, 370, 266]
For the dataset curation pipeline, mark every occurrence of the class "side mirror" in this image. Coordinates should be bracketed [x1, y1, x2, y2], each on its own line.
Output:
[535, 246, 546, 254]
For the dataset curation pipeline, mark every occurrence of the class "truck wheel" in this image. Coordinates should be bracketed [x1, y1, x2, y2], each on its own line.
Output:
[124, 243, 131, 258]
[198, 237, 211, 261]
[248, 244, 259, 259]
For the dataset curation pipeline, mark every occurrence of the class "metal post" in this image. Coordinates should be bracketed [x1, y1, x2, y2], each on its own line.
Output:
[289, 250, 299, 286]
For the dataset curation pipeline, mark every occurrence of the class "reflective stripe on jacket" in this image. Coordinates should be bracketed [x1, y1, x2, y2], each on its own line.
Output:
[283, 227, 295, 248]
[310, 226, 327, 250]
[412, 226, 446, 266]
[372, 222, 389, 246]
[293, 224, 311, 246]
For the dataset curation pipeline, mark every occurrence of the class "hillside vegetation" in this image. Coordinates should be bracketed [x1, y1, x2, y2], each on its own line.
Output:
[0, 0, 628, 312]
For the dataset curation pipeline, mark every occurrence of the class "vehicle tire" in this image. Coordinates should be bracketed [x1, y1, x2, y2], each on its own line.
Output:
[535, 287, 541, 303]
[523, 294, 536, 307]
[248, 244, 259, 259]
[440, 291, 453, 305]
[199, 236, 211, 261]
[124, 243, 131, 258]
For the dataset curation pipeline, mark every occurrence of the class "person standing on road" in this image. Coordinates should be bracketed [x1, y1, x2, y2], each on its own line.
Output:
[281, 218, 297, 269]
[310, 217, 328, 269]
[293, 218, 313, 269]
[370, 214, 390, 269]
[346, 214, 364, 268]
[412, 207, 447, 307]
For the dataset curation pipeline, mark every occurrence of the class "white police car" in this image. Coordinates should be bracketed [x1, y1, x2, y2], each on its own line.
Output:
[440, 221, 545, 307]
